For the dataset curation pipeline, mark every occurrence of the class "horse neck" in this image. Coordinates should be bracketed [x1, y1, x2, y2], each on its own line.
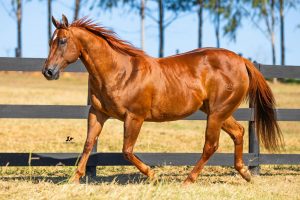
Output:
[72, 27, 133, 84]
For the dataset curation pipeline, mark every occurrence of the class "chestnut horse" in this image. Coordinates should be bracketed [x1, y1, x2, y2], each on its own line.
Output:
[43, 15, 283, 184]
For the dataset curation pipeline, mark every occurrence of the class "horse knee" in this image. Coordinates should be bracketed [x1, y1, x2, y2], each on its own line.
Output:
[123, 151, 133, 161]
[204, 142, 219, 156]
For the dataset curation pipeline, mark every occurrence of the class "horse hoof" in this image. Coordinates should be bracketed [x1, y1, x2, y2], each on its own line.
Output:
[183, 180, 192, 186]
[240, 168, 252, 182]
[73, 179, 80, 184]
[68, 176, 81, 184]
[147, 170, 156, 180]
[183, 178, 194, 186]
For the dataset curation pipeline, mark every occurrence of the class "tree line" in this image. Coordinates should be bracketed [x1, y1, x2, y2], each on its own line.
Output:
[3, 0, 300, 66]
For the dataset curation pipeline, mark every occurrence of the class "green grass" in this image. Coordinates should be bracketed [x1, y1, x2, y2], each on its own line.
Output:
[0, 72, 299, 199]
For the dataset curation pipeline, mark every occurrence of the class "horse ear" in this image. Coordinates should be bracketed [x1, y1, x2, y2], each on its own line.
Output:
[62, 14, 69, 27]
[52, 16, 60, 28]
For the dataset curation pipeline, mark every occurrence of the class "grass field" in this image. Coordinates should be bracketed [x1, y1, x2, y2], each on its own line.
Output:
[0, 72, 299, 199]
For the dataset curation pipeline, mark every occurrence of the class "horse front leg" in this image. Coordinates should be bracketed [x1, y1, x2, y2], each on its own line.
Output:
[70, 107, 108, 183]
[183, 113, 222, 185]
[122, 113, 155, 179]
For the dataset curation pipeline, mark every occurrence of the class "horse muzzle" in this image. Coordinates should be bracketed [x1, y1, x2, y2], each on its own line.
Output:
[42, 67, 60, 80]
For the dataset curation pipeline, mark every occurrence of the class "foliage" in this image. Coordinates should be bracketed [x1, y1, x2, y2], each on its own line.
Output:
[88, 0, 135, 11]
[222, 0, 245, 41]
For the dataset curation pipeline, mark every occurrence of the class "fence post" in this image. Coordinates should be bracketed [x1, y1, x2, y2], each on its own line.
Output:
[85, 76, 97, 177]
[248, 62, 260, 175]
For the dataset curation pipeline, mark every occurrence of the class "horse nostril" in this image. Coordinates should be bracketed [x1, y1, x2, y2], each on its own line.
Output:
[46, 69, 53, 76]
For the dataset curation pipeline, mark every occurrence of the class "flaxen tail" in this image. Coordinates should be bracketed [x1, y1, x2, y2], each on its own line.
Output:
[244, 58, 284, 151]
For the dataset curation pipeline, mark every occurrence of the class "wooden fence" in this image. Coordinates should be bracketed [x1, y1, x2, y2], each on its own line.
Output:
[0, 57, 299, 177]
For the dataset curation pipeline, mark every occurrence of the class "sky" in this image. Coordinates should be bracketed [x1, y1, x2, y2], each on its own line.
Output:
[0, 0, 299, 65]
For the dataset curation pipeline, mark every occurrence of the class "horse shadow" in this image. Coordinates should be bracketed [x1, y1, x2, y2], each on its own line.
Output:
[0, 173, 147, 185]
[1, 166, 299, 185]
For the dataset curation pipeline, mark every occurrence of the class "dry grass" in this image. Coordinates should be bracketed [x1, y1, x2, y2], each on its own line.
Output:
[0, 174, 299, 200]
[0, 72, 299, 199]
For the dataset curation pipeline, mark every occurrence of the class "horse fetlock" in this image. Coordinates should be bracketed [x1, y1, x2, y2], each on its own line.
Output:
[234, 162, 244, 171]
[75, 168, 85, 177]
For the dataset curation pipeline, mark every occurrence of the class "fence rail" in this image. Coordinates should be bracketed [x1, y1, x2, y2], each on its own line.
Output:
[0, 152, 299, 167]
[0, 105, 299, 121]
[0, 57, 300, 176]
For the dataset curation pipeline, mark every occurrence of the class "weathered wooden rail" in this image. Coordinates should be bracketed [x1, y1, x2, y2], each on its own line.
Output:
[0, 57, 299, 177]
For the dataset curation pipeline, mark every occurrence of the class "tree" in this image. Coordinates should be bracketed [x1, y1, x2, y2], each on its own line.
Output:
[74, 0, 81, 20]
[213, 0, 221, 48]
[277, 0, 299, 65]
[90, 0, 192, 57]
[143, 0, 168, 57]
[222, 0, 245, 42]
[245, 0, 276, 66]
[246, 0, 277, 82]
[6, 0, 23, 57]
[1, 0, 27, 57]
[47, 0, 52, 44]
[158, 0, 164, 57]
[140, 0, 146, 50]
[150, 0, 190, 57]
[197, 0, 204, 48]
[175, 0, 244, 49]
[279, 0, 284, 65]
[270, 0, 276, 65]
[241, 0, 299, 67]
[170, 0, 206, 48]
[16, 0, 22, 57]
[206, 0, 243, 48]
[206, 0, 224, 48]
[89, 0, 145, 49]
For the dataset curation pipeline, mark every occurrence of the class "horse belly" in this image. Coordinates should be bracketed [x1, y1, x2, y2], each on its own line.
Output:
[147, 90, 204, 121]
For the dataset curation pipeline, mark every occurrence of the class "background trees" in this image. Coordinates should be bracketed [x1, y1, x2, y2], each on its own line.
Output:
[0, 0, 299, 63]
[4, 0, 23, 57]
[15, 0, 22, 57]
[74, 0, 81, 20]
[47, 0, 52, 44]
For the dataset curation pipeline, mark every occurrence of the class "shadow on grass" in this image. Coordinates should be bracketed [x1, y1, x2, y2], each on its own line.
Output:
[0, 173, 147, 185]
[0, 166, 299, 185]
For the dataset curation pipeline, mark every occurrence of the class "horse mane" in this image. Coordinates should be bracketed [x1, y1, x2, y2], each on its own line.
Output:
[70, 17, 147, 57]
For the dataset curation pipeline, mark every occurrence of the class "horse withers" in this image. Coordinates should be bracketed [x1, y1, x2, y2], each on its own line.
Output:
[42, 15, 283, 184]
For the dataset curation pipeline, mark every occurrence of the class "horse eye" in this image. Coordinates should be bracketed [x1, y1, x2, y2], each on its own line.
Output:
[58, 38, 67, 45]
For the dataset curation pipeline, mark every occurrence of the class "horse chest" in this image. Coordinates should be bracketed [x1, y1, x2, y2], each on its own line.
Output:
[90, 93, 125, 119]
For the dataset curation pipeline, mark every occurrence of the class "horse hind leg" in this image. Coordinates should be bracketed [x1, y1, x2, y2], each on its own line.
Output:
[222, 116, 251, 182]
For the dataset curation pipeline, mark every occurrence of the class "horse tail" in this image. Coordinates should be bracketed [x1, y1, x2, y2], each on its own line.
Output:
[244, 58, 284, 151]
